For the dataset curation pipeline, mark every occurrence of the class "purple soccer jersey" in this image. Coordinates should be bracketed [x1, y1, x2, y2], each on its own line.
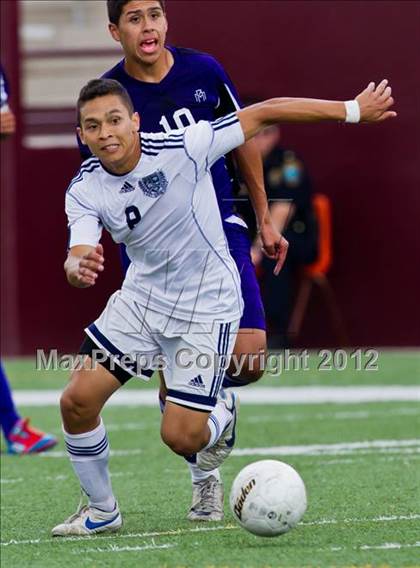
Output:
[79, 46, 265, 330]
[80, 47, 241, 221]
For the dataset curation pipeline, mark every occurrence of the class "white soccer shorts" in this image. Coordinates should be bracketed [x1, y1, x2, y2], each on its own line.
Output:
[84, 291, 239, 412]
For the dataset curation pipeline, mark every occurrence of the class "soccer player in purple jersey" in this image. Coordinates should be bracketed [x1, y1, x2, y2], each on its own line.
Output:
[92, 0, 288, 521]
[102, 0, 288, 375]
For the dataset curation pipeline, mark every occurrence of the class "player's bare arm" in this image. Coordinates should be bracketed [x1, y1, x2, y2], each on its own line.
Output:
[237, 80, 396, 141]
[233, 140, 289, 274]
[64, 244, 105, 288]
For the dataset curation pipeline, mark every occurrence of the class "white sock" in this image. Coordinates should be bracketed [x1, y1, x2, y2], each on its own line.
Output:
[188, 462, 221, 483]
[64, 418, 116, 512]
[204, 399, 233, 450]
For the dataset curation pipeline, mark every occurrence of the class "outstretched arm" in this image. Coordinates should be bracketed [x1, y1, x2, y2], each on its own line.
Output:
[233, 140, 289, 274]
[237, 80, 396, 141]
[64, 244, 105, 288]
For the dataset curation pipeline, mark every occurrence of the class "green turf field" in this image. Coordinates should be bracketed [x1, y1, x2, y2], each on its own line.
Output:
[1, 351, 419, 568]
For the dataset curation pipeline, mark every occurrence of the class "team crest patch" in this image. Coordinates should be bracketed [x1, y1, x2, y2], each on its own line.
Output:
[138, 170, 168, 198]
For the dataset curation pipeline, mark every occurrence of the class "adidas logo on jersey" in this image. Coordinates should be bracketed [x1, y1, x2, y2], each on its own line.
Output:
[120, 181, 135, 194]
[188, 375, 205, 389]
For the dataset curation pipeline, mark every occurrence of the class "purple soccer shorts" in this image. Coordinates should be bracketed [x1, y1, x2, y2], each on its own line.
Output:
[223, 219, 266, 331]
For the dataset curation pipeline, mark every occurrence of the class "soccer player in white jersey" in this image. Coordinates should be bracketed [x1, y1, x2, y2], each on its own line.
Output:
[52, 78, 395, 535]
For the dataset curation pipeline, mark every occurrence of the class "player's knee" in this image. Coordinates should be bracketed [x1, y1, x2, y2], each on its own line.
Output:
[160, 430, 183, 454]
[161, 428, 202, 456]
[60, 390, 96, 425]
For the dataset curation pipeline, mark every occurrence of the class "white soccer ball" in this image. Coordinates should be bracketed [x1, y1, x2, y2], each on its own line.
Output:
[229, 460, 307, 537]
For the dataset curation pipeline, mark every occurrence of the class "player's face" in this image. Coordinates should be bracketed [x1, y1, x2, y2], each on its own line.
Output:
[109, 1, 168, 66]
[78, 95, 140, 172]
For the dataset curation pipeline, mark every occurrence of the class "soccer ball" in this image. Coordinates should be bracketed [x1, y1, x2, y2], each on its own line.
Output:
[229, 460, 307, 537]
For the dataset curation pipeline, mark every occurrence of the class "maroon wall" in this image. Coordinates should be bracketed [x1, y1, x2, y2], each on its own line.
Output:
[16, 150, 124, 354]
[1, 1, 419, 354]
[166, 0, 420, 347]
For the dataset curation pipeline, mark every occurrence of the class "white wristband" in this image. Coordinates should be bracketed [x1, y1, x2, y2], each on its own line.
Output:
[344, 100, 360, 123]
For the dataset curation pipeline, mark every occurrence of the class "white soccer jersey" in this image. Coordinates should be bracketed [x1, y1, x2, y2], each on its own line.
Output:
[66, 112, 245, 323]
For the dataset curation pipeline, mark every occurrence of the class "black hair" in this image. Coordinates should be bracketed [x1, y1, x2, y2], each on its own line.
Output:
[107, 0, 166, 25]
[77, 78, 134, 124]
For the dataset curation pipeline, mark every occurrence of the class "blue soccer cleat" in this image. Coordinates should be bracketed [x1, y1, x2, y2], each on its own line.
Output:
[52, 501, 122, 536]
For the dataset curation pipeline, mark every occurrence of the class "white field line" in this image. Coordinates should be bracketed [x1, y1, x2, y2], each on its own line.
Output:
[44, 407, 418, 436]
[326, 541, 420, 552]
[2, 454, 418, 488]
[0, 524, 238, 546]
[45, 407, 417, 434]
[315, 454, 420, 465]
[47, 408, 419, 434]
[245, 407, 420, 423]
[359, 541, 420, 550]
[233, 439, 420, 457]
[38, 449, 143, 459]
[83, 540, 420, 555]
[78, 541, 176, 553]
[2, 514, 420, 547]
[12, 386, 420, 406]
[301, 513, 420, 526]
[5, 438, 414, 460]
[49, 422, 158, 435]
[1, 472, 132, 486]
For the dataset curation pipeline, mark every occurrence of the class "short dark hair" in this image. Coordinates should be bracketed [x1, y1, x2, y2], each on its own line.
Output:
[77, 79, 134, 124]
[107, 0, 166, 25]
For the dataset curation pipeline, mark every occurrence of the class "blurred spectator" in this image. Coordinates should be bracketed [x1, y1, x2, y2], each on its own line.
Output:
[0, 67, 16, 137]
[0, 66, 57, 454]
[250, 126, 318, 347]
